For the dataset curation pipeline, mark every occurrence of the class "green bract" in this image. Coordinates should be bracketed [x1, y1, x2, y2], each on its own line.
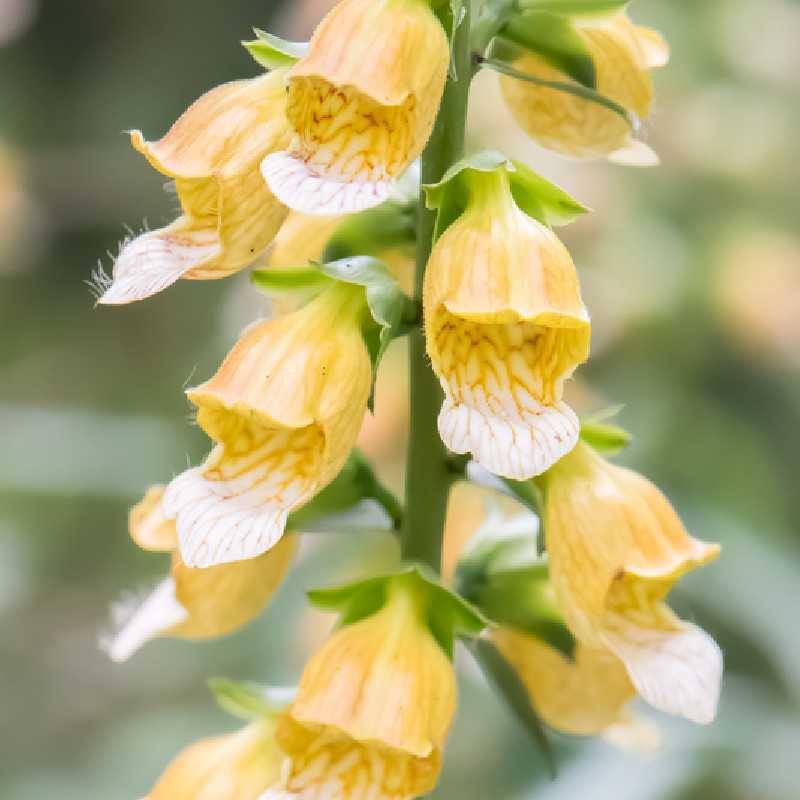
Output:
[424, 149, 588, 240]
[517, 0, 630, 17]
[579, 405, 633, 455]
[501, 11, 597, 88]
[308, 566, 487, 658]
[242, 29, 308, 70]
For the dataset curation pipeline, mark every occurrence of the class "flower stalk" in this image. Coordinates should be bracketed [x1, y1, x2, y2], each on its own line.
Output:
[401, 2, 473, 572]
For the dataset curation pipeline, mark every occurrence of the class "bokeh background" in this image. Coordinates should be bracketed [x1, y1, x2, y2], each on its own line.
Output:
[2, 0, 799, 797]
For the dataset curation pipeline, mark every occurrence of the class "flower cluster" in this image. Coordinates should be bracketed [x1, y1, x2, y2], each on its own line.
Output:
[96, 1, 722, 798]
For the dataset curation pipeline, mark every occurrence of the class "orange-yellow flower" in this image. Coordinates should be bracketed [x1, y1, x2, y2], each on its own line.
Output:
[540, 441, 722, 724]
[98, 70, 292, 304]
[147, 718, 283, 800]
[262, 578, 457, 800]
[106, 486, 297, 662]
[262, 0, 449, 215]
[501, 14, 669, 163]
[164, 283, 372, 568]
[424, 166, 590, 479]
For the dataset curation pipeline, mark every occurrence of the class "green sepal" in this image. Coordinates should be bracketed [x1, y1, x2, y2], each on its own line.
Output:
[250, 266, 332, 294]
[424, 150, 588, 240]
[466, 638, 557, 777]
[208, 677, 295, 721]
[308, 566, 487, 658]
[242, 29, 308, 70]
[580, 405, 632, 455]
[501, 11, 596, 88]
[517, 0, 630, 17]
[316, 257, 416, 411]
[289, 449, 402, 530]
[322, 202, 416, 263]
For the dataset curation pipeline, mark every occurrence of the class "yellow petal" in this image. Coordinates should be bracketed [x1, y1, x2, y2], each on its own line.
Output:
[266, 583, 456, 800]
[100, 71, 292, 304]
[635, 25, 671, 69]
[164, 285, 371, 567]
[541, 441, 723, 723]
[129, 485, 177, 552]
[269, 211, 344, 268]
[148, 719, 283, 800]
[169, 534, 297, 639]
[424, 170, 590, 479]
[501, 14, 659, 160]
[492, 627, 636, 736]
[262, 0, 448, 214]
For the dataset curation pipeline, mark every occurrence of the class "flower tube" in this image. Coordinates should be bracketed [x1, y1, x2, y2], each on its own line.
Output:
[540, 441, 722, 724]
[500, 14, 669, 163]
[98, 70, 292, 304]
[262, 0, 449, 215]
[424, 165, 590, 479]
[164, 282, 372, 567]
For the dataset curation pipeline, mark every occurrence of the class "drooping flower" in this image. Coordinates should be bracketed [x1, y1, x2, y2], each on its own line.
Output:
[105, 486, 297, 662]
[97, 70, 292, 304]
[500, 14, 670, 163]
[424, 165, 590, 480]
[539, 441, 723, 724]
[164, 282, 372, 568]
[147, 718, 283, 800]
[261, 577, 457, 800]
[261, 0, 449, 215]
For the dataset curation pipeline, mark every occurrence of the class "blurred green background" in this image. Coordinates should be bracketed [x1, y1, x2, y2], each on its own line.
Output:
[1, 0, 799, 797]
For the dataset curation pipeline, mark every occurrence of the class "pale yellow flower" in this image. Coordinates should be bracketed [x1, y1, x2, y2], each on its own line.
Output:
[262, 0, 449, 215]
[540, 441, 722, 724]
[269, 211, 345, 269]
[262, 579, 457, 800]
[147, 718, 283, 800]
[492, 628, 659, 750]
[98, 70, 292, 304]
[424, 167, 590, 480]
[164, 283, 372, 568]
[106, 486, 298, 662]
[500, 14, 669, 163]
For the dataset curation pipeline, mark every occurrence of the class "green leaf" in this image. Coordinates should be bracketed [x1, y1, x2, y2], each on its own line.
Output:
[467, 638, 557, 777]
[448, 0, 467, 80]
[208, 678, 294, 721]
[308, 567, 486, 658]
[316, 257, 416, 410]
[242, 29, 308, 70]
[518, 0, 630, 17]
[502, 11, 596, 88]
[250, 267, 331, 294]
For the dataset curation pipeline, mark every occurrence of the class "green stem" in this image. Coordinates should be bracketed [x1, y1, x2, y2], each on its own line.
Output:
[400, 3, 473, 572]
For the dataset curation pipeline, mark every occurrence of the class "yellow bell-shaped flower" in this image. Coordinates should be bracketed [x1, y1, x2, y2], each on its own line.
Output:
[106, 486, 298, 662]
[500, 14, 669, 163]
[98, 70, 292, 304]
[539, 441, 722, 724]
[147, 718, 283, 800]
[262, 0, 449, 215]
[424, 167, 590, 479]
[262, 580, 457, 800]
[492, 628, 659, 750]
[164, 283, 372, 568]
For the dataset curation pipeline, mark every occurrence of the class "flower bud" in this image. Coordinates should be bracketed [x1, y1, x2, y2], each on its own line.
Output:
[106, 487, 298, 662]
[500, 14, 669, 162]
[262, 0, 449, 215]
[424, 167, 590, 479]
[147, 719, 283, 800]
[539, 441, 722, 724]
[262, 577, 457, 800]
[98, 70, 292, 304]
[164, 283, 372, 568]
